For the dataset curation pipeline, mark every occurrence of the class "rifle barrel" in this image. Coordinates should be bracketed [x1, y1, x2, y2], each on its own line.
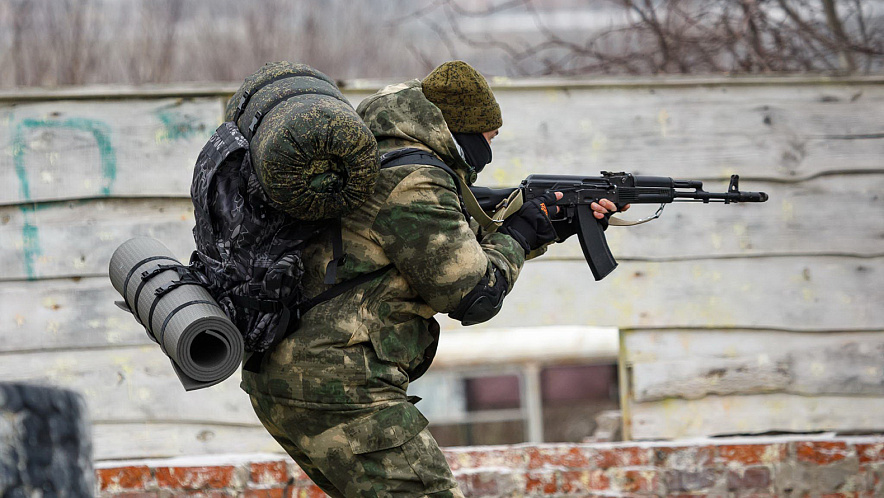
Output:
[674, 190, 769, 203]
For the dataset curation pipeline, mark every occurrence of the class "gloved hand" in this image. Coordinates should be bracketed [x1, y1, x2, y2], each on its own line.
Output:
[553, 198, 629, 242]
[497, 191, 560, 254]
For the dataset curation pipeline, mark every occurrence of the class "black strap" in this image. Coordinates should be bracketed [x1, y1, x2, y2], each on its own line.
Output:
[247, 87, 345, 139]
[156, 300, 222, 355]
[123, 256, 179, 318]
[143, 266, 204, 333]
[302, 263, 395, 317]
[230, 294, 283, 314]
[380, 148, 452, 174]
[233, 71, 328, 123]
[324, 220, 346, 285]
[240, 263, 394, 374]
[132, 262, 180, 326]
[146, 280, 203, 335]
[379, 148, 470, 222]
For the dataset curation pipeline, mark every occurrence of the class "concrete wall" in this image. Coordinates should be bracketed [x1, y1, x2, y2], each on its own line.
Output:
[1, 75, 882, 458]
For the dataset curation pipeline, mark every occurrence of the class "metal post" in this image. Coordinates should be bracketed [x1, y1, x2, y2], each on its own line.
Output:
[521, 362, 544, 443]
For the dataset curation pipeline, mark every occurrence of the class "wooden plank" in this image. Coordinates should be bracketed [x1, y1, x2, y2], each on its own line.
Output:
[2, 75, 882, 103]
[0, 347, 255, 425]
[4, 256, 880, 354]
[623, 330, 884, 402]
[628, 393, 884, 440]
[3, 84, 883, 206]
[485, 83, 884, 186]
[92, 423, 279, 461]
[3, 174, 882, 281]
[0, 276, 153, 353]
[437, 256, 883, 332]
[0, 97, 221, 205]
[0, 198, 197, 281]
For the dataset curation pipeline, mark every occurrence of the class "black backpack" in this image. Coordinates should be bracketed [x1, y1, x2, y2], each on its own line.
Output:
[189, 121, 396, 370]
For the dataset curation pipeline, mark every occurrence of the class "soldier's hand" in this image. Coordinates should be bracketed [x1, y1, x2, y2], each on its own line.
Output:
[498, 191, 563, 254]
[590, 199, 630, 219]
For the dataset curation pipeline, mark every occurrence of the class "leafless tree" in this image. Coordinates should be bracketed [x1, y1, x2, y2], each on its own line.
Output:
[406, 0, 884, 76]
[5, 0, 877, 88]
[0, 0, 424, 88]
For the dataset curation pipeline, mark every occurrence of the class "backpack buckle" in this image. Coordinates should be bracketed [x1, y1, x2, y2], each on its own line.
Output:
[248, 110, 264, 137]
[234, 90, 251, 122]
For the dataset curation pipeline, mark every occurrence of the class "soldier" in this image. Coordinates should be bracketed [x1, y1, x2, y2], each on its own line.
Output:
[243, 61, 619, 497]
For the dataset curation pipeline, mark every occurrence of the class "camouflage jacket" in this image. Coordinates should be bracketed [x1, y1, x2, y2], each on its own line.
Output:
[240, 80, 525, 406]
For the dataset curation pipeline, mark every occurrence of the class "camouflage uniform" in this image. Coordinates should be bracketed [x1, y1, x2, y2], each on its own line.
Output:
[242, 79, 524, 497]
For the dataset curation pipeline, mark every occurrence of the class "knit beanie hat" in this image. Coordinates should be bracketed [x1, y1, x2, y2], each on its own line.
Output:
[421, 61, 502, 133]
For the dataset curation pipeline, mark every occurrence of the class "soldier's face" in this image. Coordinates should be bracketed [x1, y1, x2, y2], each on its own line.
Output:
[482, 129, 499, 145]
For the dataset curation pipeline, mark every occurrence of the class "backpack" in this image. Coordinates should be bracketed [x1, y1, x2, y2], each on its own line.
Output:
[187, 64, 470, 376]
[189, 135, 464, 374]
[188, 63, 382, 373]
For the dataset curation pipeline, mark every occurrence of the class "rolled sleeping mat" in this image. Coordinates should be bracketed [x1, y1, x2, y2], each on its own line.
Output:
[108, 237, 243, 391]
[224, 61, 378, 221]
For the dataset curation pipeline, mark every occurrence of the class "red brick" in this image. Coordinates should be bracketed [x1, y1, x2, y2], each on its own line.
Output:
[727, 467, 771, 490]
[101, 493, 159, 498]
[655, 446, 715, 468]
[525, 471, 557, 494]
[559, 470, 609, 493]
[456, 471, 502, 496]
[795, 441, 851, 465]
[613, 469, 660, 493]
[856, 443, 884, 464]
[165, 492, 234, 498]
[244, 489, 286, 498]
[155, 466, 236, 490]
[593, 446, 651, 468]
[718, 444, 786, 466]
[96, 466, 153, 491]
[287, 485, 327, 498]
[668, 495, 727, 498]
[250, 461, 289, 485]
[665, 469, 717, 492]
[444, 447, 525, 472]
[527, 446, 590, 470]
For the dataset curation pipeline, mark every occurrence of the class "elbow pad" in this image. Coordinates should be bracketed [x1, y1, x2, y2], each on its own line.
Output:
[449, 268, 508, 326]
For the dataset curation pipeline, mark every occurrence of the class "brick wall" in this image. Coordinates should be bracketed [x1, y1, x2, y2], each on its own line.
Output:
[95, 436, 884, 497]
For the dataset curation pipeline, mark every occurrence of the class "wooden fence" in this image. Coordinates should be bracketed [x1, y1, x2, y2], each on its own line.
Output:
[1, 75, 882, 458]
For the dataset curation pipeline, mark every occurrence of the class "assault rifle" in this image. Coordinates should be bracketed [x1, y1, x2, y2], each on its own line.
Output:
[470, 172, 768, 281]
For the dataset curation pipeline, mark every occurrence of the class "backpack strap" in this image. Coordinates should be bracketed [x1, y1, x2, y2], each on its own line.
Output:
[232, 71, 329, 124]
[245, 87, 345, 139]
[241, 261, 394, 373]
[380, 148, 470, 221]
[323, 219, 346, 285]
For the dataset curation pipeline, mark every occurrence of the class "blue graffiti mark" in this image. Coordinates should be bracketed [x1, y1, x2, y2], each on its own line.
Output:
[18, 205, 40, 280]
[154, 104, 210, 143]
[12, 117, 117, 279]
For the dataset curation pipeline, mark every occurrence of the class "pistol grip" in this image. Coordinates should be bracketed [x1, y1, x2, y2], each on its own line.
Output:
[576, 204, 618, 281]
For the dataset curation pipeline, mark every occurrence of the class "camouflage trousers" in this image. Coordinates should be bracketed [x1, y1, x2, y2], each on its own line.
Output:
[250, 393, 464, 498]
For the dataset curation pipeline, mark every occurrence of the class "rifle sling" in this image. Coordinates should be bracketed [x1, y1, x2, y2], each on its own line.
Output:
[379, 148, 506, 230]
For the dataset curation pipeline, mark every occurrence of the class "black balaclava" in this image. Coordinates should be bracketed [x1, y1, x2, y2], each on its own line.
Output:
[453, 132, 492, 174]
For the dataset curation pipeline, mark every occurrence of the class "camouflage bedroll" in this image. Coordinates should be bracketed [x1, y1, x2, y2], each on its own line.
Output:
[224, 62, 378, 221]
[108, 237, 243, 391]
